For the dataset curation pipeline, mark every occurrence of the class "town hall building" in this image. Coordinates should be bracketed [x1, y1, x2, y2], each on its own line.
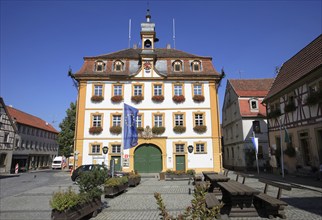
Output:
[72, 10, 223, 173]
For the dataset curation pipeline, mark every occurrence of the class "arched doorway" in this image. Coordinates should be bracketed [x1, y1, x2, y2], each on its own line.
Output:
[134, 144, 162, 173]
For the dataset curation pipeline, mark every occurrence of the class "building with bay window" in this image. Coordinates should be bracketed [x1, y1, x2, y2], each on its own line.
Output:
[72, 10, 223, 174]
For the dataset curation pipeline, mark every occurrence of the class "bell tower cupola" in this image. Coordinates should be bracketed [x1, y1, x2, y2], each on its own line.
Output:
[140, 9, 159, 50]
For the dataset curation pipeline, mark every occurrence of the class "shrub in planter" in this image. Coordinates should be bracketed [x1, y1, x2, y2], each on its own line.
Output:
[186, 169, 196, 176]
[111, 95, 123, 103]
[50, 187, 82, 212]
[128, 172, 141, 186]
[152, 95, 164, 103]
[89, 126, 103, 135]
[104, 176, 129, 197]
[110, 126, 122, 135]
[193, 125, 207, 133]
[172, 95, 185, 103]
[306, 89, 322, 106]
[91, 95, 104, 103]
[173, 125, 186, 134]
[193, 95, 205, 102]
[267, 109, 281, 118]
[131, 95, 144, 103]
[152, 126, 165, 135]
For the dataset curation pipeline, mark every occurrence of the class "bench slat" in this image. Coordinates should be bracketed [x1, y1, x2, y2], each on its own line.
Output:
[205, 193, 220, 208]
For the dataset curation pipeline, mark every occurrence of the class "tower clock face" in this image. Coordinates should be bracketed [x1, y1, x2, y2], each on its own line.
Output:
[144, 61, 151, 70]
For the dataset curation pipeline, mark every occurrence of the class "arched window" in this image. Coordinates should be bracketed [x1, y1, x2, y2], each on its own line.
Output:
[114, 60, 124, 72]
[173, 60, 182, 72]
[95, 60, 105, 72]
[191, 60, 201, 72]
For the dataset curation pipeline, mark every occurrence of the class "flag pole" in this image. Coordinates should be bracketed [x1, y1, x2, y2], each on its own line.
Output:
[279, 117, 285, 178]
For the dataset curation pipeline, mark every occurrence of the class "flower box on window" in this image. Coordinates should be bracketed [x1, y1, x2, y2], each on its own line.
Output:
[91, 95, 104, 103]
[267, 109, 281, 118]
[306, 89, 322, 106]
[111, 95, 123, 103]
[131, 95, 144, 103]
[89, 127, 103, 135]
[152, 95, 164, 103]
[152, 126, 165, 135]
[172, 95, 185, 103]
[109, 126, 122, 135]
[192, 95, 205, 102]
[173, 126, 186, 134]
[193, 125, 207, 134]
[284, 102, 296, 113]
[136, 127, 144, 134]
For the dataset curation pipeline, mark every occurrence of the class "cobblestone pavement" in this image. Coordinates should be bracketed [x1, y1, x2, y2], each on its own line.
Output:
[93, 173, 322, 220]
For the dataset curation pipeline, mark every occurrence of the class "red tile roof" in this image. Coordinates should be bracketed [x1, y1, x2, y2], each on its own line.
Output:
[265, 34, 322, 101]
[229, 79, 274, 97]
[7, 106, 58, 133]
[239, 99, 267, 117]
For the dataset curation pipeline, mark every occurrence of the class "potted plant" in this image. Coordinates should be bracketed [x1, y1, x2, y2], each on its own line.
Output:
[91, 95, 104, 103]
[164, 169, 195, 180]
[152, 126, 165, 135]
[104, 176, 128, 197]
[152, 95, 164, 103]
[111, 95, 123, 103]
[306, 89, 322, 106]
[284, 102, 296, 113]
[131, 95, 144, 103]
[267, 109, 281, 118]
[193, 95, 205, 102]
[128, 171, 141, 187]
[173, 125, 186, 134]
[110, 126, 122, 135]
[89, 126, 103, 135]
[193, 125, 207, 134]
[172, 95, 185, 103]
[51, 168, 107, 220]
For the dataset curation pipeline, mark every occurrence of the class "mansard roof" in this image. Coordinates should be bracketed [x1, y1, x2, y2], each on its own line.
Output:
[229, 78, 274, 97]
[264, 34, 322, 102]
[7, 106, 58, 134]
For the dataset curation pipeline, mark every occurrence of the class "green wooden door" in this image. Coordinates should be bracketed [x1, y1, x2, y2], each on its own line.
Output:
[111, 156, 121, 171]
[176, 155, 185, 171]
[134, 145, 162, 173]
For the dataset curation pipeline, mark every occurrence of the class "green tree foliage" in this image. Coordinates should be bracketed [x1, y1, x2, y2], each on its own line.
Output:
[57, 102, 76, 157]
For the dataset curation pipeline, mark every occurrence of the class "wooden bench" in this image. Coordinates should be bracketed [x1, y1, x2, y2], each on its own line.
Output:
[234, 172, 254, 184]
[223, 168, 229, 177]
[253, 178, 292, 219]
[205, 192, 220, 208]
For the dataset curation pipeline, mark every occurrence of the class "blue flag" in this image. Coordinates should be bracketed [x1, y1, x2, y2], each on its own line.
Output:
[251, 137, 259, 154]
[123, 103, 139, 149]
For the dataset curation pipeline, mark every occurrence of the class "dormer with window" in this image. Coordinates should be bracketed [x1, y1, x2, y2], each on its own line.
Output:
[114, 60, 124, 72]
[173, 60, 183, 72]
[191, 60, 201, 72]
[249, 98, 259, 111]
[95, 60, 105, 72]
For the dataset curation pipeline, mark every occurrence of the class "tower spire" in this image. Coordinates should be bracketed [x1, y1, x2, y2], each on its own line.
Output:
[146, 8, 151, 22]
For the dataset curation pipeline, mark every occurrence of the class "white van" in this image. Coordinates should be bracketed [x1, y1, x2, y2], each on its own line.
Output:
[52, 156, 65, 169]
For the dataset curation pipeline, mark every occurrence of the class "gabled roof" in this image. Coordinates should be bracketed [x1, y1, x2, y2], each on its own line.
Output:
[84, 48, 212, 60]
[229, 78, 274, 97]
[264, 34, 322, 102]
[0, 97, 18, 133]
[7, 106, 58, 134]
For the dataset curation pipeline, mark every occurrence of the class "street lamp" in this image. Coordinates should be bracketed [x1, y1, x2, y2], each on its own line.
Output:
[102, 146, 109, 168]
[188, 145, 194, 153]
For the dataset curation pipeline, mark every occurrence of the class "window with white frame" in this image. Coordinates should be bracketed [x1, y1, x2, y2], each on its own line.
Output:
[193, 84, 202, 95]
[92, 115, 102, 127]
[174, 114, 184, 126]
[91, 144, 100, 154]
[196, 143, 205, 153]
[136, 115, 142, 127]
[174, 84, 183, 96]
[112, 145, 121, 153]
[173, 60, 182, 72]
[175, 144, 185, 153]
[154, 115, 163, 127]
[114, 60, 123, 71]
[95, 61, 105, 72]
[4, 132, 9, 143]
[113, 85, 122, 96]
[250, 99, 258, 110]
[191, 60, 201, 72]
[94, 85, 103, 96]
[194, 114, 204, 126]
[134, 85, 143, 96]
[112, 115, 121, 126]
[154, 84, 162, 96]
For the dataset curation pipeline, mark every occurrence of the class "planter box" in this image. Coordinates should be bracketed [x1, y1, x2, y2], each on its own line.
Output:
[159, 172, 165, 180]
[165, 174, 194, 181]
[128, 176, 141, 187]
[104, 183, 128, 198]
[51, 198, 101, 220]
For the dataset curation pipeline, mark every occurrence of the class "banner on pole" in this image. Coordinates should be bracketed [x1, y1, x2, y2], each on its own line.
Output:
[251, 137, 259, 154]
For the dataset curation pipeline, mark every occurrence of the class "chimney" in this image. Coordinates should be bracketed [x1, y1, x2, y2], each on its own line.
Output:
[166, 44, 171, 49]
[133, 43, 138, 49]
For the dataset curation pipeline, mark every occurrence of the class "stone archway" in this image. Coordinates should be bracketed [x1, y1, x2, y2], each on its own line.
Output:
[134, 144, 162, 173]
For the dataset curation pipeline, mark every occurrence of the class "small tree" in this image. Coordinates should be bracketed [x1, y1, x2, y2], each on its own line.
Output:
[57, 102, 76, 157]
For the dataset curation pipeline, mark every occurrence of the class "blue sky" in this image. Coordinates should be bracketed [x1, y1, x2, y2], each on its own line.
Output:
[1, 0, 321, 130]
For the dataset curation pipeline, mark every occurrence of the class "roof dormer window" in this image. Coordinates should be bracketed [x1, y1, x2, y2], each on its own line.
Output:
[191, 60, 201, 72]
[250, 98, 258, 111]
[95, 60, 105, 72]
[114, 60, 124, 72]
[173, 60, 182, 72]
